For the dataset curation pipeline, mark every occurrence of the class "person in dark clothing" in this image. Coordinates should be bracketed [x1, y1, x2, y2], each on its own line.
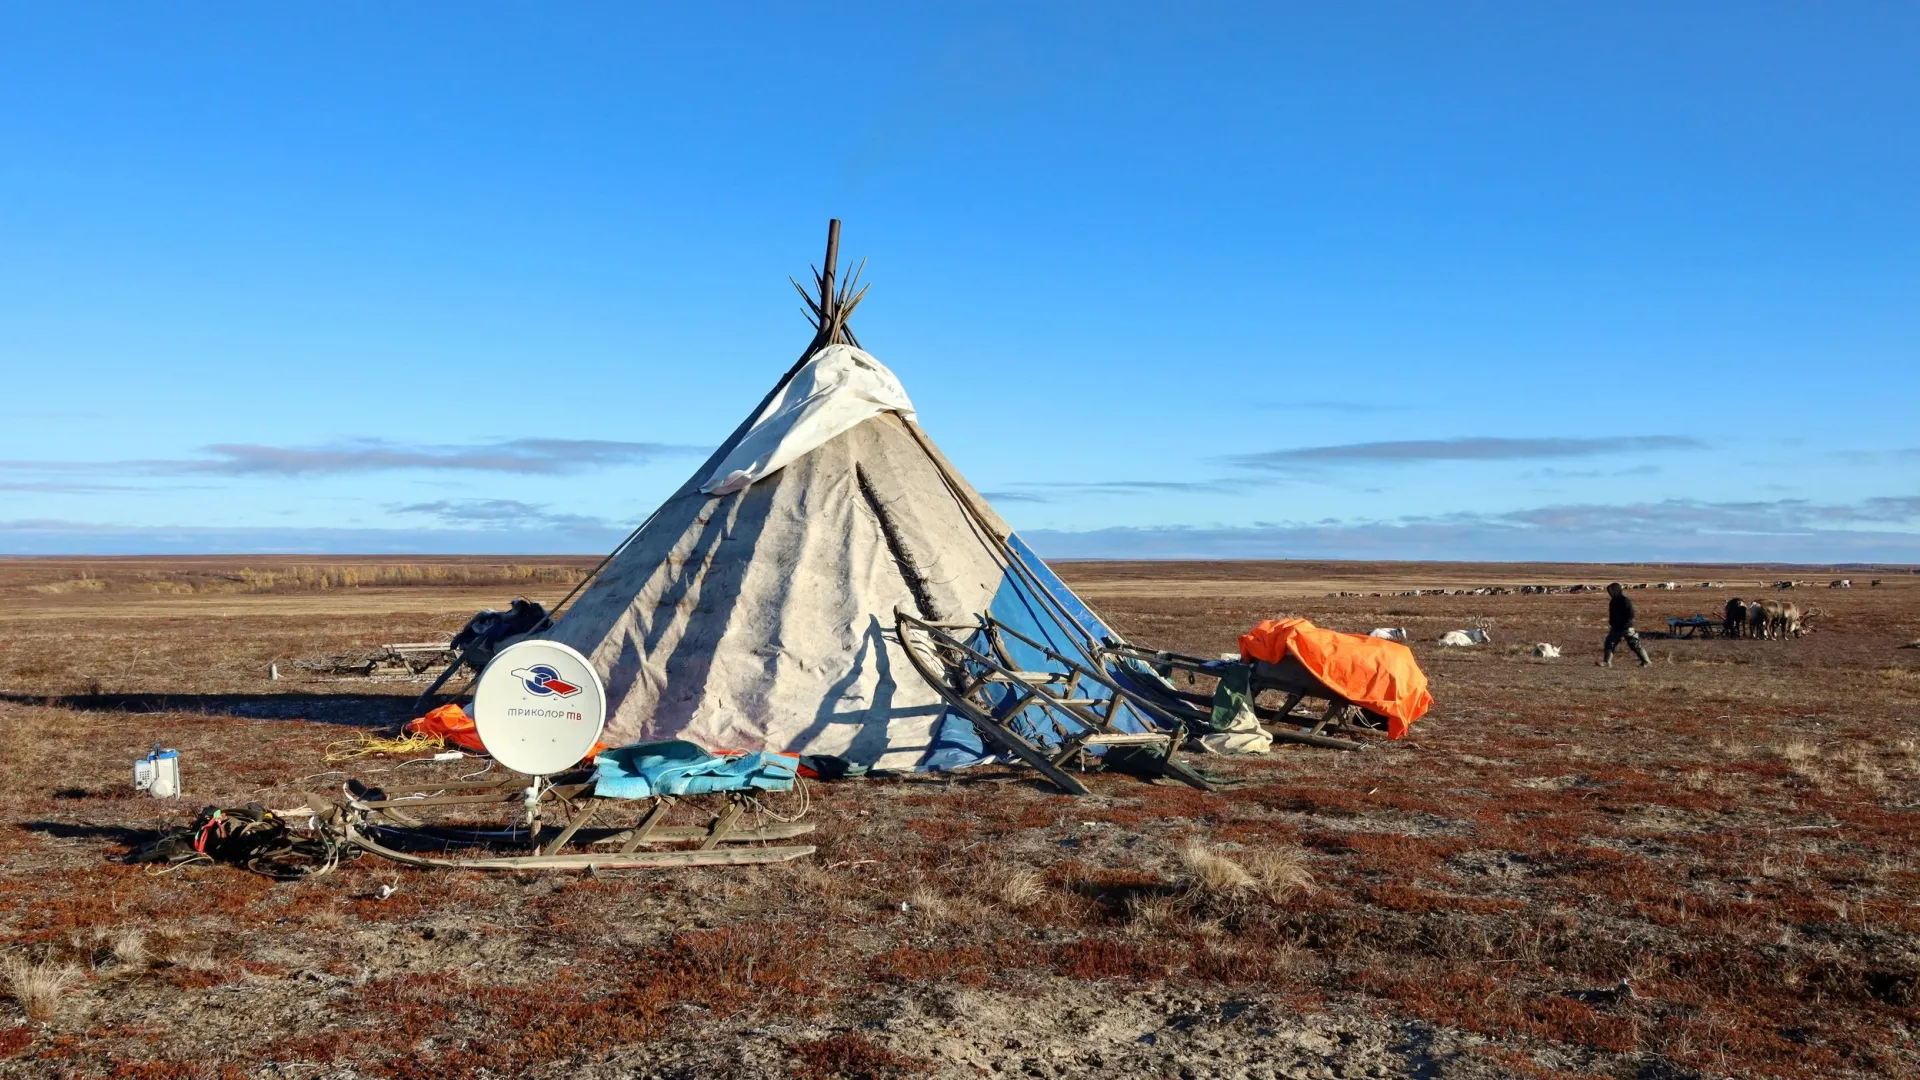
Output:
[1603, 582, 1652, 667]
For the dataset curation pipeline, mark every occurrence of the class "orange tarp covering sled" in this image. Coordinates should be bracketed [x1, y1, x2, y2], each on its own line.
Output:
[408, 703, 485, 753]
[408, 703, 609, 761]
[1238, 618, 1434, 739]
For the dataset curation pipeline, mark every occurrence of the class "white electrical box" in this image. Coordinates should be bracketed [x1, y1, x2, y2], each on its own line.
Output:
[133, 747, 180, 799]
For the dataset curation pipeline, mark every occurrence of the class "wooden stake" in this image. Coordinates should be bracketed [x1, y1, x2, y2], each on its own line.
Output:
[822, 218, 841, 323]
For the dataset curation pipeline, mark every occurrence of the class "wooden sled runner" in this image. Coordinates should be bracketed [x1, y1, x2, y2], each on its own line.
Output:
[1096, 642, 1371, 752]
[895, 609, 1214, 795]
[325, 771, 816, 871]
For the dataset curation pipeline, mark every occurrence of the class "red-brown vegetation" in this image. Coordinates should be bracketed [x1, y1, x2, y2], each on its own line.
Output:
[790, 1031, 933, 1079]
[0, 557, 1915, 1077]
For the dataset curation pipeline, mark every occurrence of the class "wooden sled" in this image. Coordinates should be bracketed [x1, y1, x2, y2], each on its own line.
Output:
[328, 771, 816, 871]
[895, 609, 1213, 796]
[1097, 642, 1371, 752]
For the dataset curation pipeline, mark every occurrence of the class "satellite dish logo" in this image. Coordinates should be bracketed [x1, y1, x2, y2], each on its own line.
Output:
[509, 664, 582, 698]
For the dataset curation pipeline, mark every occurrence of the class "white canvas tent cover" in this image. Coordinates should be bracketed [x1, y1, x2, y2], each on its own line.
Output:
[538, 228, 1160, 771]
[700, 345, 914, 496]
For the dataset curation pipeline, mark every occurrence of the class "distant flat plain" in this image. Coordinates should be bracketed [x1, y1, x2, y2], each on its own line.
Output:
[1, 555, 1915, 1079]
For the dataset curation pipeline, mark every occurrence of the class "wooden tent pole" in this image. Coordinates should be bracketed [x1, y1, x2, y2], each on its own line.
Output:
[821, 218, 841, 337]
[539, 218, 852, 627]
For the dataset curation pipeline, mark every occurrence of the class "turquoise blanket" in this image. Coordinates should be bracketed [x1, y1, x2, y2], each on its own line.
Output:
[592, 740, 797, 800]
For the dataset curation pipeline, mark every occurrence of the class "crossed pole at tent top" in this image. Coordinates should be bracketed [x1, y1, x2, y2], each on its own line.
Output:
[789, 218, 868, 359]
[526, 219, 868, 636]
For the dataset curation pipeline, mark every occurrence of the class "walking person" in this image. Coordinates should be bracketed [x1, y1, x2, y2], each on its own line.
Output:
[1602, 582, 1652, 667]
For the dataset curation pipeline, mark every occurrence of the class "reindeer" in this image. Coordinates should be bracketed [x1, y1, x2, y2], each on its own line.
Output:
[1723, 597, 1747, 639]
[1749, 599, 1781, 640]
[1784, 604, 1822, 638]
[1753, 600, 1811, 641]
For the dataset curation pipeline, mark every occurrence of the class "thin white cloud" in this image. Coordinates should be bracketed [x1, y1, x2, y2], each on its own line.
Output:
[10, 493, 1916, 560]
[0, 437, 704, 480]
[1024, 494, 1920, 563]
[988, 477, 1278, 503]
[0, 480, 145, 493]
[978, 438, 1698, 504]
[1227, 435, 1705, 470]
[392, 499, 613, 532]
[186, 438, 700, 475]
[0, 519, 626, 556]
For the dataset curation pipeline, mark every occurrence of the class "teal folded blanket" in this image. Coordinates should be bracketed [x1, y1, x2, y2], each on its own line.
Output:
[592, 739, 797, 800]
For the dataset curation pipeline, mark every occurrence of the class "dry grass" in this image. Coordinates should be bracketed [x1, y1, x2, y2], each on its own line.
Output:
[790, 1031, 931, 1079]
[1241, 847, 1316, 903]
[0, 556, 1916, 1077]
[4, 559, 593, 599]
[1178, 842, 1315, 906]
[1180, 842, 1255, 896]
[1776, 738, 1820, 764]
[1124, 894, 1182, 934]
[903, 886, 952, 932]
[108, 929, 147, 971]
[3, 957, 80, 1021]
[170, 949, 220, 972]
[992, 868, 1047, 911]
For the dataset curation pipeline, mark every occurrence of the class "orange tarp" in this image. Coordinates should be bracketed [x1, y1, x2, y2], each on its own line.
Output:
[407, 703, 485, 753]
[408, 703, 608, 761]
[1238, 617, 1433, 739]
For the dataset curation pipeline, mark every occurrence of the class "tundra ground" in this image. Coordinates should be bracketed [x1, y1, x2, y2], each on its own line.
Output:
[0, 557, 1916, 1079]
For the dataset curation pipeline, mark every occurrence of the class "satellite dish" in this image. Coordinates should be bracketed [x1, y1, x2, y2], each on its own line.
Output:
[471, 639, 607, 776]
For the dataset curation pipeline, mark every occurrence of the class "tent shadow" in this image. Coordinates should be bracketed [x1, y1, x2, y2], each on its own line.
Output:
[877, 770, 1072, 795]
[21, 820, 153, 850]
[0, 692, 411, 729]
[981, 773, 1085, 795]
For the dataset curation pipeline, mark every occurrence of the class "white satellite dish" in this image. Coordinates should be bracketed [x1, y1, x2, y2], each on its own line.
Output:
[471, 639, 607, 776]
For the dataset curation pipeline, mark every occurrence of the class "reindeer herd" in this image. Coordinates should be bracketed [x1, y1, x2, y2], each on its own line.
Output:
[1723, 597, 1815, 640]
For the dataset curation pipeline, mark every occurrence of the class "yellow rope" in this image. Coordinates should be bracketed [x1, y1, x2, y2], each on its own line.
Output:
[144, 854, 211, 876]
[323, 732, 447, 762]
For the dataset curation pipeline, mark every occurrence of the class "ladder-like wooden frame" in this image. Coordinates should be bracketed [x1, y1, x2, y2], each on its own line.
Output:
[329, 772, 815, 871]
[1096, 642, 1368, 752]
[894, 609, 1213, 795]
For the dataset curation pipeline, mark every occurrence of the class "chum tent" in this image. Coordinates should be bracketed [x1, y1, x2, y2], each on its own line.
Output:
[537, 222, 1166, 772]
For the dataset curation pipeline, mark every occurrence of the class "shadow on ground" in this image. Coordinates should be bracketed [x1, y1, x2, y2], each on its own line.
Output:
[0, 692, 410, 728]
[21, 819, 155, 850]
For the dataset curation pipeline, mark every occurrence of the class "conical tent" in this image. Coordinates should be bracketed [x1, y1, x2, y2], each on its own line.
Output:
[540, 223, 1159, 771]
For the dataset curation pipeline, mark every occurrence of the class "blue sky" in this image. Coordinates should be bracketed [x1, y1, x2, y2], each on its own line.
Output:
[1, 3, 1915, 562]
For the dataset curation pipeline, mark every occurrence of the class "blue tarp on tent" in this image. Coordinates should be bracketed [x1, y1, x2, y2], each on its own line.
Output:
[917, 533, 1160, 770]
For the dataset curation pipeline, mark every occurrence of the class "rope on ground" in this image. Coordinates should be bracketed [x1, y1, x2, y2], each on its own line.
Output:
[324, 732, 447, 762]
[143, 854, 213, 876]
[745, 776, 811, 825]
[126, 804, 354, 880]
